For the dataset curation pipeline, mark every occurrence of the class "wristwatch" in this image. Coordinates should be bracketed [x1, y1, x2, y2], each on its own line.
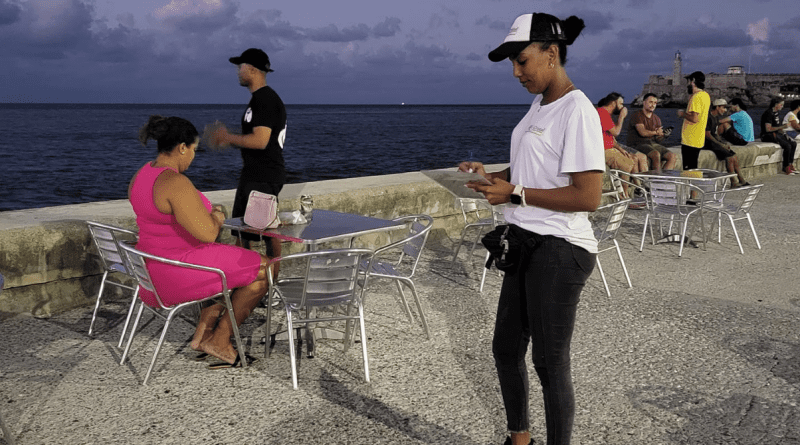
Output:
[510, 184, 526, 206]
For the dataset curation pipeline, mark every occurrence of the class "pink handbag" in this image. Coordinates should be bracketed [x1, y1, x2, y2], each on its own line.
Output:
[243, 191, 280, 229]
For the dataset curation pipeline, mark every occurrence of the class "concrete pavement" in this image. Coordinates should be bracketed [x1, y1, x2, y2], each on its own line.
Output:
[1, 174, 799, 445]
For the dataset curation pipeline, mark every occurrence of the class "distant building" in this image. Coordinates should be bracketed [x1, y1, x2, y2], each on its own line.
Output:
[633, 51, 800, 107]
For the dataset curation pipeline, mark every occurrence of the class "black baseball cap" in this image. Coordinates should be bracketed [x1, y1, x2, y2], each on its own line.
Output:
[229, 48, 274, 73]
[488, 13, 568, 62]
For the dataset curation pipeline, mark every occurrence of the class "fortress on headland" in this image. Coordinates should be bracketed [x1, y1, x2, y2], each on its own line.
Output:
[633, 51, 800, 107]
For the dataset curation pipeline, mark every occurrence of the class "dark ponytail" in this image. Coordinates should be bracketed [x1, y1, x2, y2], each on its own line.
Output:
[540, 15, 585, 66]
[138, 115, 199, 154]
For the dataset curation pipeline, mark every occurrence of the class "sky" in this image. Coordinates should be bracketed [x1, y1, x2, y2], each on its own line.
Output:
[0, 0, 798, 104]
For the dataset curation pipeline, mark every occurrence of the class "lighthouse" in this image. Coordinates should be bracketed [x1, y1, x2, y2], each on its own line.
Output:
[673, 51, 682, 86]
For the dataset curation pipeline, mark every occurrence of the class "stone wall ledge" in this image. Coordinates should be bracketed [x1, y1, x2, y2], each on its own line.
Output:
[0, 165, 508, 316]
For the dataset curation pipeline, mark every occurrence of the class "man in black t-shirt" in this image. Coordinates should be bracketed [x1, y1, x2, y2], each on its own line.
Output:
[208, 48, 288, 261]
[760, 96, 797, 175]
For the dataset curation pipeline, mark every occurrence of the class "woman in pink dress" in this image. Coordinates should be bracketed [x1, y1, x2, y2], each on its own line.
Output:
[129, 115, 269, 366]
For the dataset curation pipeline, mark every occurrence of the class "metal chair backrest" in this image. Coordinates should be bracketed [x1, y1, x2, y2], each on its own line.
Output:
[456, 197, 491, 223]
[86, 221, 137, 271]
[604, 169, 626, 201]
[594, 199, 631, 244]
[734, 183, 762, 215]
[118, 242, 229, 310]
[120, 244, 157, 296]
[649, 180, 683, 207]
[285, 248, 374, 310]
[685, 169, 728, 205]
[647, 179, 704, 210]
[392, 215, 433, 276]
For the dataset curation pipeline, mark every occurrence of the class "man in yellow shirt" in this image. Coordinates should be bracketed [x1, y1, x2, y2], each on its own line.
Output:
[677, 71, 710, 170]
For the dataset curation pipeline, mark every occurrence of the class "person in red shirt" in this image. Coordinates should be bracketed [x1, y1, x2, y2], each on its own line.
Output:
[597, 92, 645, 197]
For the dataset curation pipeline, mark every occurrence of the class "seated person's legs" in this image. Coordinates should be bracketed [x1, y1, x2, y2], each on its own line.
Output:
[605, 149, 635, 197]
[194, 255, 271, 364]
[720, 122, 748, 146]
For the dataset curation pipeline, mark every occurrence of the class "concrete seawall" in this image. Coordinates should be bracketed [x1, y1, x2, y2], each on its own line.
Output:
[0, 166, 510, 317]
[1, 134, 796, 318]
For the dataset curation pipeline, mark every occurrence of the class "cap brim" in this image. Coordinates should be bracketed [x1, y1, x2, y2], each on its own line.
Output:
[488, 41, 531, 62]
[228, 57, 274, 72]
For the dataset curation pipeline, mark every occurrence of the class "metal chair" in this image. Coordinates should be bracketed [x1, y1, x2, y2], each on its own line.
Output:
[706, 184, 764, 254]
[360, 215, 433, 338]
[451, 198, 494, 263]
[85, 221, 139, 346]
[592, 199, 633, 296]
[265, 248, 374, 389]
[608, 169, 648, 209]
[639, 179, 708, 257]
[118, 243, 248, 385]
[602, 168, 626, 201]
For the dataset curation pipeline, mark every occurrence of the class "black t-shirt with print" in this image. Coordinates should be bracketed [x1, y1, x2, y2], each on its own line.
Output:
[240, 86, 287, 183]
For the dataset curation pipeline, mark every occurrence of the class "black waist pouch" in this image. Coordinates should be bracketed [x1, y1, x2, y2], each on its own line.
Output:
[481, 224, 543, 272]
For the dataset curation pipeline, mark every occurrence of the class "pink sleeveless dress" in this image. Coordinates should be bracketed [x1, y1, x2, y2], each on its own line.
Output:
[129, 162, 261, 307]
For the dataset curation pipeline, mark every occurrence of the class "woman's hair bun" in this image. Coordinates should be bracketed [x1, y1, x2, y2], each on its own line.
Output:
[561, 16, 585, 46]
[139, 115, 168, 146]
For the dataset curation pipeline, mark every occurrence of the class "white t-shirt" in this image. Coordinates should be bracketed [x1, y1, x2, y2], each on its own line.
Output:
[504, 90, 606, 253]
[783, 111, 799, 136]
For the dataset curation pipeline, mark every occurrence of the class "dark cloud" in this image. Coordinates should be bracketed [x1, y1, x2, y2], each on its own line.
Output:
[0, 0, 21, 25]
[167, 0, 239, 34]
[566, 9, 614, 35]
[779, 15, 800, 31]
[372, 17, 401, 37]
[0, 0, 94, 59]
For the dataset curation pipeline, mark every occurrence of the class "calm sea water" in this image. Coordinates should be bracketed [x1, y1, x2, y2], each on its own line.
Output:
[0, 103, 767, 212]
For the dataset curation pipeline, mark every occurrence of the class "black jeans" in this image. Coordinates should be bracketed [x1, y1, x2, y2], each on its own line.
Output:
[761, 132, 797, 169]
[492, 234, 596, 445]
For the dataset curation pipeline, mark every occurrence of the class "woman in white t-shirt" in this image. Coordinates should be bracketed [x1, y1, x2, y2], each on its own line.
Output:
[783, 100, 800, 139]
[460, 13, 605, 445]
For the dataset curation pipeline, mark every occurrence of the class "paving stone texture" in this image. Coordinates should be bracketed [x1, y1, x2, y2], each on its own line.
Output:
[1, 174, 799, 445]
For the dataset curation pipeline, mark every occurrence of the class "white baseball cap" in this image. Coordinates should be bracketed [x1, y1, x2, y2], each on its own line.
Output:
[488, 13, 568, 62]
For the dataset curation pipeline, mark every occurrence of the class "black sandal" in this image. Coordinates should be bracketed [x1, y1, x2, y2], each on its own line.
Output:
[207, 353, 256, 369]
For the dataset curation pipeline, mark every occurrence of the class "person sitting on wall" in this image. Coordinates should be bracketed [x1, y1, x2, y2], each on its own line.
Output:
[782, 99, 800, 139]
[597, 92, 646, 198]
[625, 93, 677, 170]
[706, 99, 749, 187]
[722, 98, 755, 144]
[713, 98, 749, 146]
[760, 96, 798, 175]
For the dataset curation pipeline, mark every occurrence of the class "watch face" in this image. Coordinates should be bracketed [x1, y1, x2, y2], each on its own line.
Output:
[510, 194, 521, 205]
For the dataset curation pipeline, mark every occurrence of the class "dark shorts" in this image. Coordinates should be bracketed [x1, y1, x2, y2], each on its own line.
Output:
[633, 141, 670, 156]
[232, 180, 284, 246]
[681, 144, 702, 170]
[721, 126, 748, 146]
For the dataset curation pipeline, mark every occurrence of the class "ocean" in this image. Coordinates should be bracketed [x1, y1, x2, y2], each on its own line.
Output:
[0, 102, 768, 212]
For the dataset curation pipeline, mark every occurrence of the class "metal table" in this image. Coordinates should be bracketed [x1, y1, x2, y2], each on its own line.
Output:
[631, 169, 736, 249]
[223, 210, 405, 357]
[223, 209, 404, 248]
